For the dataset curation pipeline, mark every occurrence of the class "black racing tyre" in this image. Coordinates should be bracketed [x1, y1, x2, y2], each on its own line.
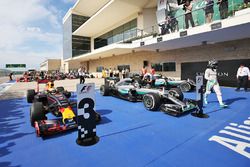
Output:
[27, 89, 36, 103]
[56, 86, 64, 92]
[30, 102, 47, 127]
[168, 88, 184, 101]
[143, 93, 161, 111]
[179, 82, 191, 92]
[95, 112, 101, 123]
[100, 85, 109, 96]
[64, 91, 71, 98]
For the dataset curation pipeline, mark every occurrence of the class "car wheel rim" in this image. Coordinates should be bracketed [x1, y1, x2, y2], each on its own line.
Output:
[144, 96, 153, 108]
[180, 83, 190, 92]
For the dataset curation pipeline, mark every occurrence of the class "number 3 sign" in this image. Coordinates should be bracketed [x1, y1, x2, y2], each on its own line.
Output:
[76, 83, 99, 146]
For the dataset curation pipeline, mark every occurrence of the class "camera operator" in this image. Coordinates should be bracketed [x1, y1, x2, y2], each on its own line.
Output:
[183, 0, 195, 29]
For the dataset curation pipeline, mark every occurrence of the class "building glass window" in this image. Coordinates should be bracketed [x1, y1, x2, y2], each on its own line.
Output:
[72, 35, 91, 57]
[96, 66, 104, 72]
[72, 14, 89, 32]
[152, 62, 176, 72]
[163, 62, 176, 71]
[152, 63, 163, 72]
[94, 19, 137, 49]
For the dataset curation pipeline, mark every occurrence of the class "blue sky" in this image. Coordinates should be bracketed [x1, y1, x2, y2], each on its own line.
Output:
[0, 0, 77, 70]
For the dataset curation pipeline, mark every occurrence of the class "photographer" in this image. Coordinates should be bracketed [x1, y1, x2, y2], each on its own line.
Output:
[183, 0, 195, 29]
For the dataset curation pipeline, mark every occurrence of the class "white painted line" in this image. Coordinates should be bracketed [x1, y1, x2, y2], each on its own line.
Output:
[0, 82, 15, 96]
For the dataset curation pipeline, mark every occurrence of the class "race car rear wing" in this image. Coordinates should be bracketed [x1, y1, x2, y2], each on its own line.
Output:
[36, 79, 52, 92]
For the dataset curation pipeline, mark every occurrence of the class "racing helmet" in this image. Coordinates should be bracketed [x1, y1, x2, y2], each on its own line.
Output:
[46, 81, 55, 91]
[207, 59, 218, 69]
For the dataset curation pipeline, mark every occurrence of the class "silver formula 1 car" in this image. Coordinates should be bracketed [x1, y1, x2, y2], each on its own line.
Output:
[100, 78, 198, 116]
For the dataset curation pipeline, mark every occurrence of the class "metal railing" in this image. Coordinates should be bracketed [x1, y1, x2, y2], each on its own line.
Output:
[131, 0, 250, 41]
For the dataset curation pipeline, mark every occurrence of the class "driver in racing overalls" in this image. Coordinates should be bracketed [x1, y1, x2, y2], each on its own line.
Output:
[204, 59, 228, 108]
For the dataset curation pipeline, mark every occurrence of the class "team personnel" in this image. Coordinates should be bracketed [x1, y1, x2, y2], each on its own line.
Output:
[236, 63, 250, 92]
[78, 66, 86, 84]
[204, 59, 228, 108]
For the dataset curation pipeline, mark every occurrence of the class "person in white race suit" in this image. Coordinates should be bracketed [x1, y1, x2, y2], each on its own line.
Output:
[204, 59, 228, 108]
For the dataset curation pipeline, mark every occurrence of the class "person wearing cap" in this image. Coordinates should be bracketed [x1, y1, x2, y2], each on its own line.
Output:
[204, 59, 228, 108]
[236, 63, 250, 92]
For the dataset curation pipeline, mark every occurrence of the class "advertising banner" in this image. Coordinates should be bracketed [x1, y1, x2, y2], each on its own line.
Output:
[181, 59, 250, 87]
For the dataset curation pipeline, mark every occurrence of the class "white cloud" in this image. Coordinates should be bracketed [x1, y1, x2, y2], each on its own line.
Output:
[0, 0, 50, 25]
[0, 0, 63, 69]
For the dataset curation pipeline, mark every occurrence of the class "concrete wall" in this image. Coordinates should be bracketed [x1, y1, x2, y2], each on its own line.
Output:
[88, 38, 250, 78]
[40, 59, 61, 72]
[40, 62, 48, 71]
[48, 59, 62, 71]
[142, 7, 159, 34]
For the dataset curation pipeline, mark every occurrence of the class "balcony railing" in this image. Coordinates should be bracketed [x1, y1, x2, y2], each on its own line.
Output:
[129, 0, 250, 42]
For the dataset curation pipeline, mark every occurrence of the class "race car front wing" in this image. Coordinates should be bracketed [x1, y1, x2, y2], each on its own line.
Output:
[34, 119, 77, 137]
[160, 97, 198, 117]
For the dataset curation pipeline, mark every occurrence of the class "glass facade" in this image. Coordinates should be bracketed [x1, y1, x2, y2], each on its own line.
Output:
[96, 66, 104, 72]
[72, 35, 91, 57]
[63, 15, 73, 60]
[72, 14, 89, 32]
[152, 62, 176, 72]
[94, 19, 137, 49]
[163, 62, 176, 72]
[63, 14, 91, 59]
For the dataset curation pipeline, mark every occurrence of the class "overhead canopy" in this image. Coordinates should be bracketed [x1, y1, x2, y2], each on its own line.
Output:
[73, 0, 157, 37]
[72, 0, 111, 16]
[65, 43, 137, 62]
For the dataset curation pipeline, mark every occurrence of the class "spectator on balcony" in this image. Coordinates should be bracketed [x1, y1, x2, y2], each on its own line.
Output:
[165, 16, 179, 33]
[169, 16, 179, 32]
[217, 0, 228, 19]
[204, 0, 214, 23]
[183, 0, 195, 29]
[244, 0, 250, 7]
[159, 18, 170, 35]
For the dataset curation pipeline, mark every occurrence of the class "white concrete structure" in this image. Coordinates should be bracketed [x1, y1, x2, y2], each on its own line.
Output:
[62, 0, 250, 84]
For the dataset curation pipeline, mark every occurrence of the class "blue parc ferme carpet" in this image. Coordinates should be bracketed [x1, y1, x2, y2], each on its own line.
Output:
[0, 87, 249, 167]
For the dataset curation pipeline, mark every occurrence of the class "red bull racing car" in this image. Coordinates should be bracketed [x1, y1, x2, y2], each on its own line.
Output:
[27, 79, 101, 137]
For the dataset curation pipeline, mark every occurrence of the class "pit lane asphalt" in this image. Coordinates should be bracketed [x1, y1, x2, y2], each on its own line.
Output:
[0, 78, 104, 100]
